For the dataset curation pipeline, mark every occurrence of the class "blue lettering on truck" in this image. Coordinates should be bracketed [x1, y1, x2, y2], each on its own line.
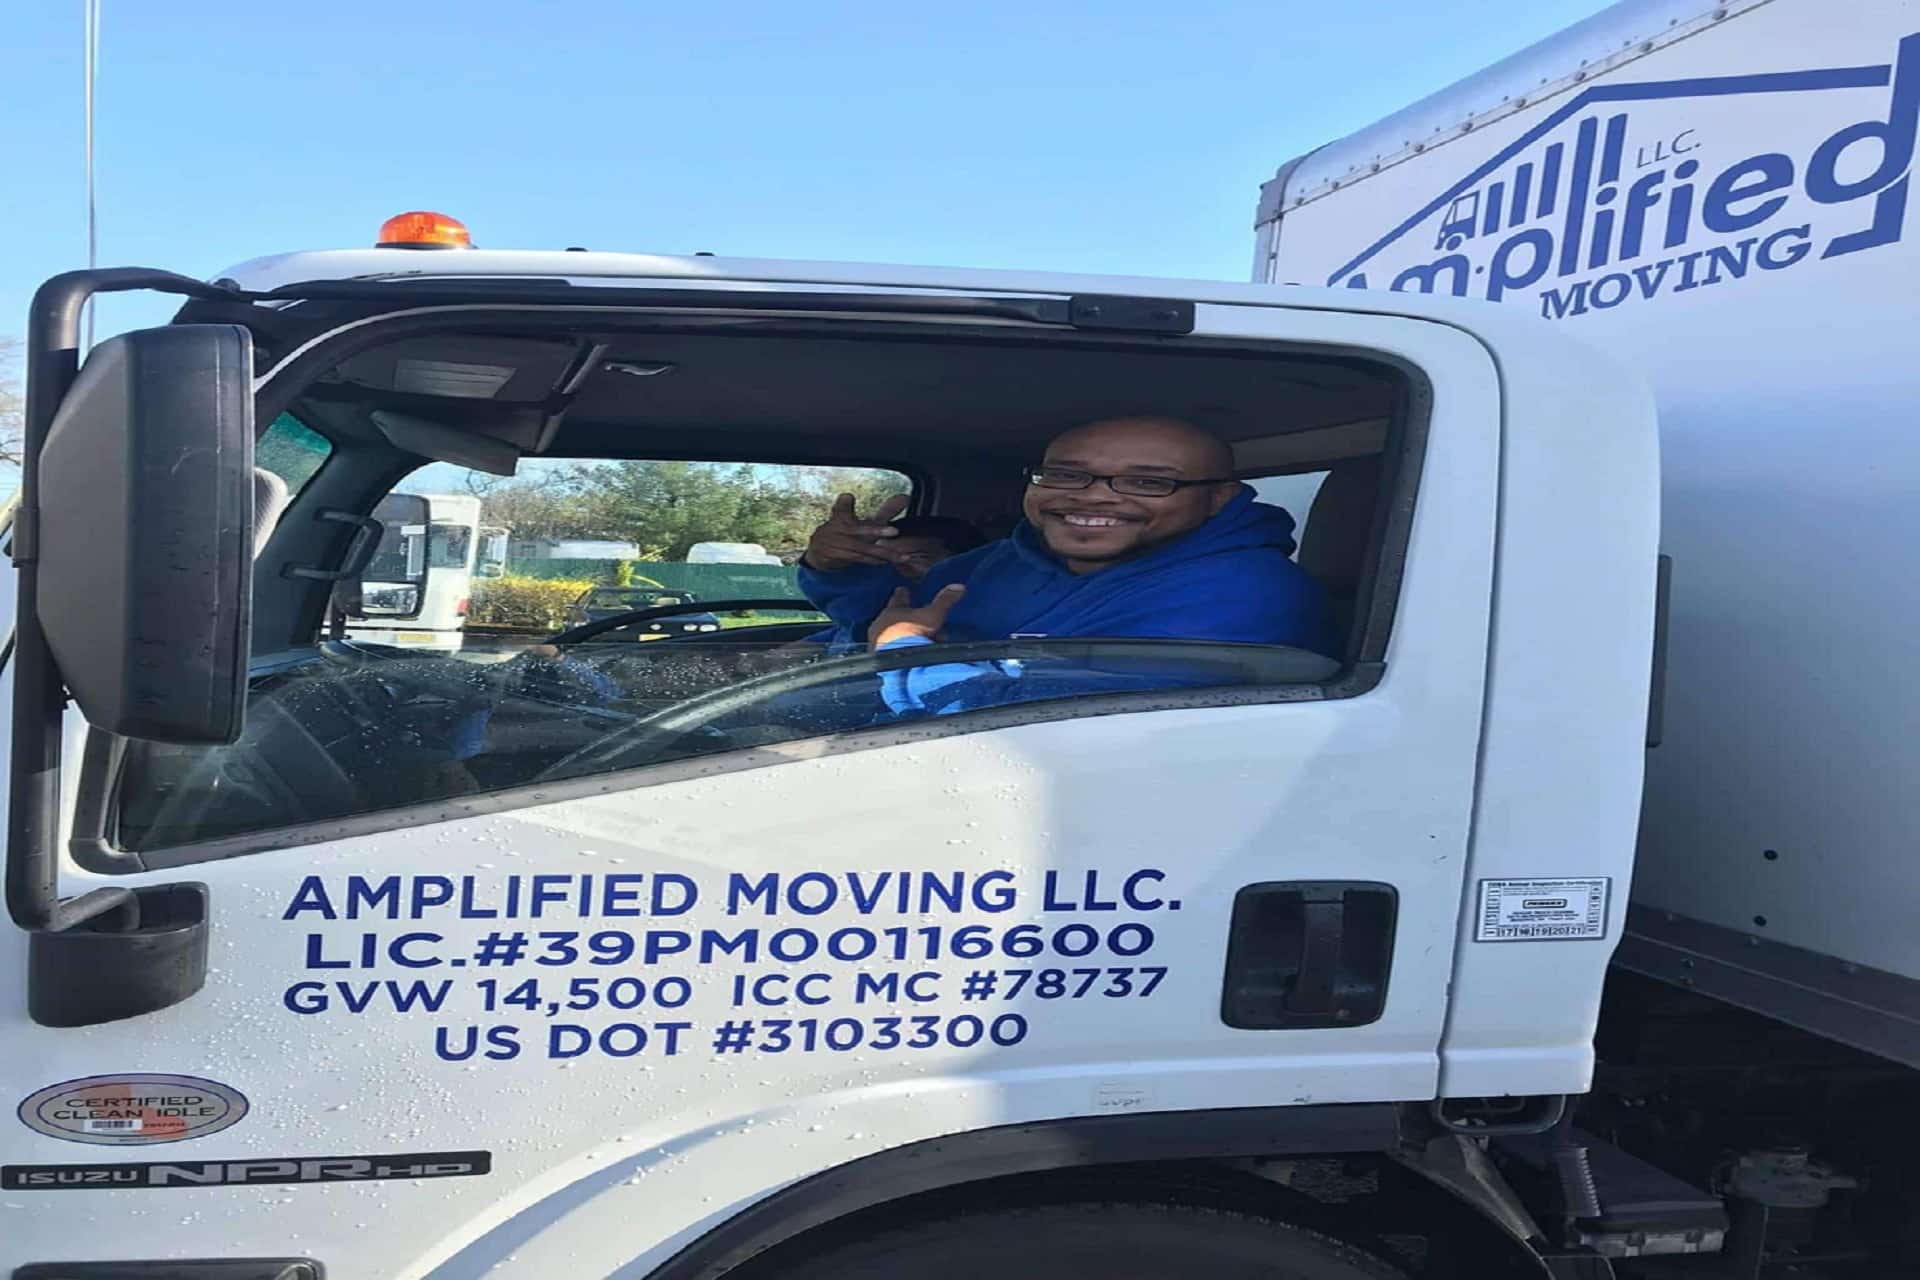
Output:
[1322, 34, 1920, 318]
[274, 868, 1182, 1065]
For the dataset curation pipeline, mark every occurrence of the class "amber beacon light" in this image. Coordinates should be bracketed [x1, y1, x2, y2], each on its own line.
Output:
[376, 211, 474, 249]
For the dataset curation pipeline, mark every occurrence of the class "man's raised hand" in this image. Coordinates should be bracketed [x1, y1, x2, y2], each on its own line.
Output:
[869, 583, 966, 647]
[801, 492, 913, 571]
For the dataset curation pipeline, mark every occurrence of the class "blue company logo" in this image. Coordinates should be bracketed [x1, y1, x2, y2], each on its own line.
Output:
[1327, 33, 1919, 318]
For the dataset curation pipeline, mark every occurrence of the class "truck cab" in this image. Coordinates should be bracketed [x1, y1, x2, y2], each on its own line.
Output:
[0, 223, 1657, 1278]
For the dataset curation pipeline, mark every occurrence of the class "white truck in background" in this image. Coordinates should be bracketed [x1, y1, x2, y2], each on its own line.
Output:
[344, 492, 486, 652]
[1258, 0, 1919, 1269]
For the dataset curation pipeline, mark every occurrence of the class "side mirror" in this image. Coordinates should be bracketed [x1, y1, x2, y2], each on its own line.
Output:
[37, 325, 254, 744]
[348, 493, 432, 618]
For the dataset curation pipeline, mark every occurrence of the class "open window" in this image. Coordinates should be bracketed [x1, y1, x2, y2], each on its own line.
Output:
[86, 311, 1419, 865]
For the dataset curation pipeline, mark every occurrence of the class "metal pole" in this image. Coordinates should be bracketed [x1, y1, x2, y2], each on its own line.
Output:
[82, 0, 100, 351]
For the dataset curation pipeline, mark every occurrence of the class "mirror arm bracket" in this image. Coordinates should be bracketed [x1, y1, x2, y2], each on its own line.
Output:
[285, 509, 384, 581]
[10, 271, 99, 933]
[9, 505, 37, 565]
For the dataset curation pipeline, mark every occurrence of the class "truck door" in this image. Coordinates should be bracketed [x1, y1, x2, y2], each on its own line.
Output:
[2, 298, 1499, 1277]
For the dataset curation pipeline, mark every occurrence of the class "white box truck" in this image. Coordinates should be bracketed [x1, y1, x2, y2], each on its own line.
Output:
[0, 3, 1914, 1269]
[341, 493, 486, 652]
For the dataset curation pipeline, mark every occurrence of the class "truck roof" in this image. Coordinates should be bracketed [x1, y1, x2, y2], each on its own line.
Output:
[211, 245, 1327, 304]
[210, 244, 1563, 342]
[1255, 0, 1765, 225]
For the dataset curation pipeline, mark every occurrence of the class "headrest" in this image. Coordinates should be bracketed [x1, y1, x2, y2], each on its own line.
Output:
[253, 467, 291, 558]
[1297, 456, 1382, 592]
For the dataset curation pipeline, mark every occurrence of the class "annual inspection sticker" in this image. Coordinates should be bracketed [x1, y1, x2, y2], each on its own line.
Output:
[1474, 878, 1611, 942]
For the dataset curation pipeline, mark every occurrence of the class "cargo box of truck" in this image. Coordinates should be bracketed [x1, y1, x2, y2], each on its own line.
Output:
[1257, 0, 1920, 1069]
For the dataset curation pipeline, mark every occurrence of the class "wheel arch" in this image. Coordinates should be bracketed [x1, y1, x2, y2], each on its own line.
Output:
[638, 1104, 1552, 1280]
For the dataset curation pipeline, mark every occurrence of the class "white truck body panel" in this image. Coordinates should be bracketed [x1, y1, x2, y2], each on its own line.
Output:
[1, 261, 1657, 1274]
[1258, 0, 1920, 992]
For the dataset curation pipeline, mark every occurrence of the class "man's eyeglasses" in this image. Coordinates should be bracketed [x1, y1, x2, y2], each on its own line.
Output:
[1025, 465, 1233, 498]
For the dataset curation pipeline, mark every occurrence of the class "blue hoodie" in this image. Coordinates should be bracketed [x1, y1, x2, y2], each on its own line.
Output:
[797, 487, 1330, 715]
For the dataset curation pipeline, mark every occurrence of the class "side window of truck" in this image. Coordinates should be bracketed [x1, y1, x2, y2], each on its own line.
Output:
[250, 413, 334, 548]
[256, 412, 332, 495]
[109, 452, 1364, 858]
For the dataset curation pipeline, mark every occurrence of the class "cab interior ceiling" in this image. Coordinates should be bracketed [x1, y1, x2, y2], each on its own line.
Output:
[290, 325, 1402, 472]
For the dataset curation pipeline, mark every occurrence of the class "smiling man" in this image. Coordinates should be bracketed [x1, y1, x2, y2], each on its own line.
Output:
[796, 416, 1331, 715]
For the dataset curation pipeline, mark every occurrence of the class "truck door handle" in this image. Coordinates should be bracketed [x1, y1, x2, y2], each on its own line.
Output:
[1221, 881, 1398, 1030]
[1287, 896, 1348, 1016]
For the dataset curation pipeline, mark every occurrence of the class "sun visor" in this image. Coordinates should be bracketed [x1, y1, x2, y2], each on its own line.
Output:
[332, 334, 577, 402]
[371, 409, 522, 476]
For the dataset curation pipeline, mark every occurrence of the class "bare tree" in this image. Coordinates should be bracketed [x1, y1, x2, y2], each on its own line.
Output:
[471, 472, 596, 544]
[0, 336, 21, 468]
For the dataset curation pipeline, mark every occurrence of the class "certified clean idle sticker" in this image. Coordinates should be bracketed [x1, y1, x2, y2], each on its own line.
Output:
[1475, 878, 1611, 942]
[18, 1074, 248, 1146]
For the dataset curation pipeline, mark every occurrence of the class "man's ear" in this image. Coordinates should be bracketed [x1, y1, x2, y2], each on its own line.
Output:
[1207, 481, 1240, 515]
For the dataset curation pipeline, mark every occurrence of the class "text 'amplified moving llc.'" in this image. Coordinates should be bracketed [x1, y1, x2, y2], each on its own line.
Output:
[1324, 32, 1920, 317]
[7, 866, 1186, 1191]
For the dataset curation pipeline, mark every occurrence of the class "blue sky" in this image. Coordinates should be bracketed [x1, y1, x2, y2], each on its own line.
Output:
[1, 0, 1605, 341]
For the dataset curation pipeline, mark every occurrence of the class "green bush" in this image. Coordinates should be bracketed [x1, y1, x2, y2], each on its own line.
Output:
[469, 575, 594, 630]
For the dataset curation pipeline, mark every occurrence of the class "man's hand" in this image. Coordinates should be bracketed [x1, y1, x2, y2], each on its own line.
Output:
[801, 492, 912, 572]
[869, 584, 966, 647]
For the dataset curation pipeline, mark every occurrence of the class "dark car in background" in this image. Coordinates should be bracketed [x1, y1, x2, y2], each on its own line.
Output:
[565, 586, 724, 640]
